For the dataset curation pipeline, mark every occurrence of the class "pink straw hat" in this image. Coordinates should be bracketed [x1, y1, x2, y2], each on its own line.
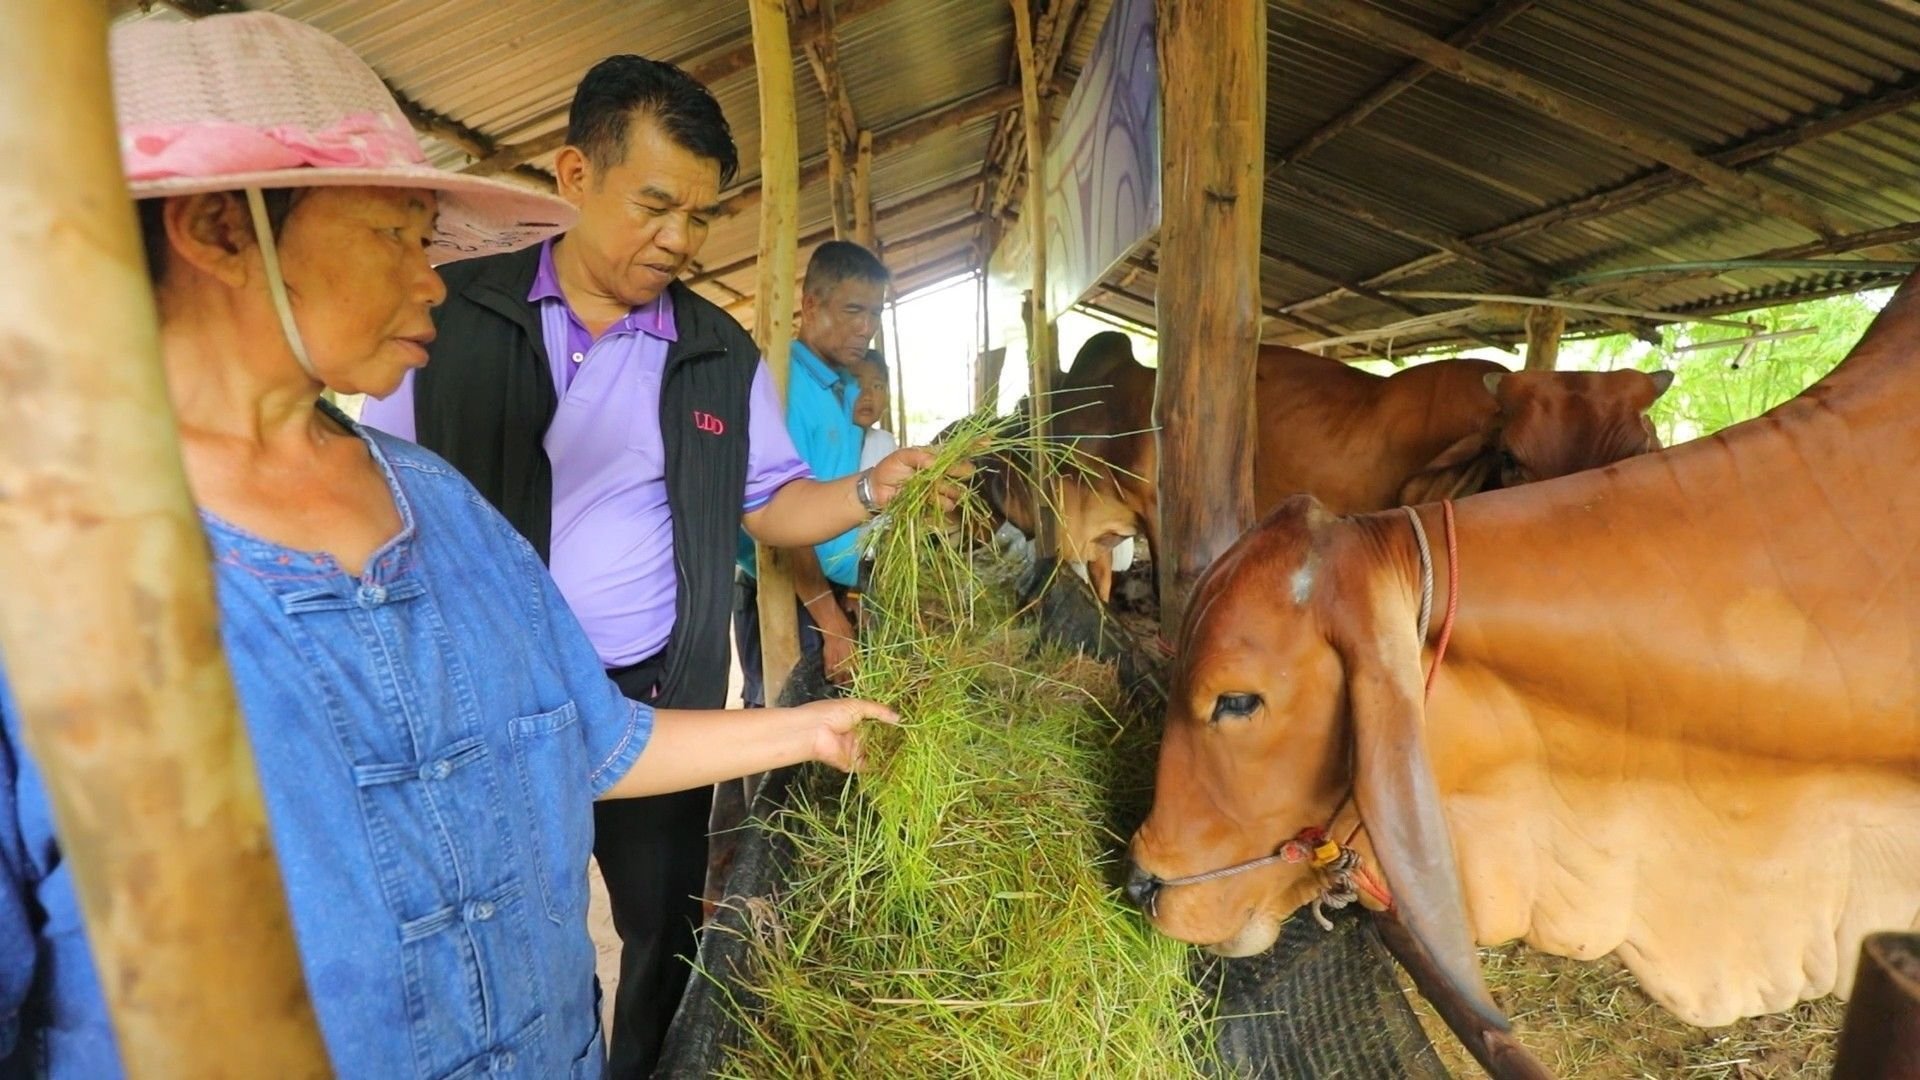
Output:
[110, 11, 575, 262]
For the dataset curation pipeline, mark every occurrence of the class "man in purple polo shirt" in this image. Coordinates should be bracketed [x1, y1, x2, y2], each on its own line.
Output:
[361, 56, 936, 1078]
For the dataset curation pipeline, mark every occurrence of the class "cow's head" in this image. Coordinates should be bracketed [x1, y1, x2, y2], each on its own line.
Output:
[1400, 368, 1673, 503]
[1127, 495, 1504, 1034]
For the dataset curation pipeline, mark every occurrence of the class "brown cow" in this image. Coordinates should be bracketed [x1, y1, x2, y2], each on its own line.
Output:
[1256, 346, 1673, 513]
[1126, 277, 1920, 1074]
[986, 335, 1671, 602]
[966, 332, 1160, 600]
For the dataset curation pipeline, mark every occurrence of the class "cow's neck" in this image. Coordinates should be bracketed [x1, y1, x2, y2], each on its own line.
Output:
[1392, 276, 1920, 769]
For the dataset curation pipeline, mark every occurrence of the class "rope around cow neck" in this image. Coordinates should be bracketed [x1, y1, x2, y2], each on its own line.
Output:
[1402, 500, 1460, 699]
[1141, 501, 1460, 918]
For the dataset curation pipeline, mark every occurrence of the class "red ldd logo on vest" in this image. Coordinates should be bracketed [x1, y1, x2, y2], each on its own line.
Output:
[693, 411, 725, 435]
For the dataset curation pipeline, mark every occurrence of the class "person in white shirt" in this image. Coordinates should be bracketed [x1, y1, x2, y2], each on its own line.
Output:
[853, 349, 897, 469]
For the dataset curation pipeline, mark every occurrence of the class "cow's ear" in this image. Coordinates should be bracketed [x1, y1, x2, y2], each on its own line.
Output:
[1646, 369, 1675, 399]
[1327, 573, 1510, 1049]
[1399, 433, 1496, 505]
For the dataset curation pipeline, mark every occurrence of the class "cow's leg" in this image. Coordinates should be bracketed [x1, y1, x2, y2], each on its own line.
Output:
[1089, 547, 1114, 602]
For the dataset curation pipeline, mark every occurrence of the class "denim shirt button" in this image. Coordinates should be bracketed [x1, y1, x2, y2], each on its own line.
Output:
[420, 759, 452, 782]
[491, 1050, 516, 1072]
[357, 583, 387, 606]
[466, 899, 496, 923]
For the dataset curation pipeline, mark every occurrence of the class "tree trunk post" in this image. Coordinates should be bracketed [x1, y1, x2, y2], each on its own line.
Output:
[1152, 0, 1267, 631]
[0, 4, 329, 1075]
[750, 0, 803, 700]
[1524, 302, 1566, 370]
[1011, 0, 1059, 559]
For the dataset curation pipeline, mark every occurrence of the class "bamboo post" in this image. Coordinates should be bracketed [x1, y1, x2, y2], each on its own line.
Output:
[852, 129, 876, 249]
[887, 296, 907, 438]
[975, 258, 991, 409]
[1011, 0, 1059, 559]
[1831, 931, 1920, 1079]
[0, 5, 328, 1076]
[1523, 303, 1566, 370]
[1153, 0, 1266, 631]
[850, 128, 897, 433]
[750, 0, 803, 700]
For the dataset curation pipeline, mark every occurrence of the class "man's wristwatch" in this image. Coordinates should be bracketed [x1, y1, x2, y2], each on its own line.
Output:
[854, 469, 881, 515]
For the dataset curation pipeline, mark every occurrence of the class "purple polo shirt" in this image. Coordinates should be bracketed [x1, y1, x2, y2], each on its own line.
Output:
[361, 239, 811, 667]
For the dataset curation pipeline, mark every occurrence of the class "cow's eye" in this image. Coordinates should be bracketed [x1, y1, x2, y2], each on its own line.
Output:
[1211, 693, 1261, 722]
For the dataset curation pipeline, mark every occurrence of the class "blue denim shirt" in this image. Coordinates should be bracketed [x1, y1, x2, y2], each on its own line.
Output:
[0, 418, 650, 1078]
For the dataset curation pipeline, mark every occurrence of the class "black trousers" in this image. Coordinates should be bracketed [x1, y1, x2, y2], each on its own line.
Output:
[731, 572, 837, 708]
[596, 656, 711, 1080]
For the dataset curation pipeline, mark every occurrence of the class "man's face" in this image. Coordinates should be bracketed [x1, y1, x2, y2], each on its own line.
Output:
[801, 277, 887, 368]
[558, 114, 722, 308]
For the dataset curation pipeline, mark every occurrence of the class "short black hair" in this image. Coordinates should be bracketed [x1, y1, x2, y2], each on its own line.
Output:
[136, 189, 298, 287]
[860, 348, 889, 375]
[804, 240, 891, 301]
[568, 55, 739, 187]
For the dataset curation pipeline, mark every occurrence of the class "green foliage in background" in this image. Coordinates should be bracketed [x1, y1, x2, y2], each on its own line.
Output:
[1577, 290, 1888, 444]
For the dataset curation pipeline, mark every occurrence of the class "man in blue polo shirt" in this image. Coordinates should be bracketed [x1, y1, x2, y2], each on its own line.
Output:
[735, 241, 890, 704]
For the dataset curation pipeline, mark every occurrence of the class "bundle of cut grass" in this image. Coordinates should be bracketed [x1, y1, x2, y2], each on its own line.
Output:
[710, 417, 1211, 1078]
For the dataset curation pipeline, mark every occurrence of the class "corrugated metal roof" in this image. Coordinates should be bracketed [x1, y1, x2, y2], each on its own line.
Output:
[111, 0, 1920, 354]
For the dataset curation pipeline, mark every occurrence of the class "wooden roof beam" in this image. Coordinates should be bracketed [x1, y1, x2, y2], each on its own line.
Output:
[716, 83, 1022, 217]
[463, 0, 903, 177]
[1270, 171, 1552, 288]
[687, 175, 981, 286]
[801, 0, 862, 239]
[1278, 0, 1852, 240]
[982, 0, 1089, 222]
[1267, 251, 1517, 353]
[1269, 0, 1536, 170]
[1277, 73, 1920, 318]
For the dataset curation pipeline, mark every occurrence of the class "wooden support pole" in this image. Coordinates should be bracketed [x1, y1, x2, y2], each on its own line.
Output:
[1831, 931, 1920, 1079]
[1277, 0, 1851, 240]
[1153, 0, 1266, 630]
[802, 0, 858, 241]
[852, 129, 876, 249]
[749, 0, 803, 702]
[1523, 303, 1567, 371]
[0, 6, 329, 1076]
[984, 0, 1088, 227]
[1011, 0, 1058, 559]
[888, 297, 908, 438]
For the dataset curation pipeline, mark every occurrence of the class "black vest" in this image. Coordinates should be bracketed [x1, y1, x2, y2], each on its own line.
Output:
[413, 244, 757, 709]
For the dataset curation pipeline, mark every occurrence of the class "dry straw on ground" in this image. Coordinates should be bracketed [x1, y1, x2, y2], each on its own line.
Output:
[1410, 945, 1843, 1079]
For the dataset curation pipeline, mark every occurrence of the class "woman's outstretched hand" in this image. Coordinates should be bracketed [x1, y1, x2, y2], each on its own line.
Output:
[795, 697, 900, 772]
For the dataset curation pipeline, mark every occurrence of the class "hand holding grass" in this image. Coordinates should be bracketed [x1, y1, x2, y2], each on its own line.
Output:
[867, 447, 971, 514]
[598, 697, 899, 800]
[796, 697, 899, 772]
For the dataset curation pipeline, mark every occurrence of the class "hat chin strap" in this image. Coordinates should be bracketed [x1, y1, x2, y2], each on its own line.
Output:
[244, 188, 318, 381]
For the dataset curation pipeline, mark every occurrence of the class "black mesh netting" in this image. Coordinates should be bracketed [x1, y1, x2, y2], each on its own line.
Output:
[655, 575, 1451, 1078]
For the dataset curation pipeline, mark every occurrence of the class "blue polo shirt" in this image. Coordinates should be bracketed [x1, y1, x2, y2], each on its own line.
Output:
[737, 340, 866, 587]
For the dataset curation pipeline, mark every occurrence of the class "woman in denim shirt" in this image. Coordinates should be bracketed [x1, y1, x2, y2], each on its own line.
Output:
[0, 14, 897, 1078]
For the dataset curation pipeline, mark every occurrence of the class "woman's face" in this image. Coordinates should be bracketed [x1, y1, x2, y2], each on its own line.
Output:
[273, 187, 446, 397]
